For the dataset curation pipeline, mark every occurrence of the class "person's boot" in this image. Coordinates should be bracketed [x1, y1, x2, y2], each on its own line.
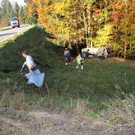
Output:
[81, 65, 83, 69]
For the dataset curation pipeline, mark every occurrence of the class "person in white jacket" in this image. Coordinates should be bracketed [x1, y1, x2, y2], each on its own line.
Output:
[22, 51, 45, 88]
[22, 51, 36, 72]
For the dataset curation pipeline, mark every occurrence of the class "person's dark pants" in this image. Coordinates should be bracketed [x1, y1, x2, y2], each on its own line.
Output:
[66, 57, 70, 63]
[65, 53, 71, 64]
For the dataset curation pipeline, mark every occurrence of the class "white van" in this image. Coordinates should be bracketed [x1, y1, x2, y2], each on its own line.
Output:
[10, 17, 20, 28]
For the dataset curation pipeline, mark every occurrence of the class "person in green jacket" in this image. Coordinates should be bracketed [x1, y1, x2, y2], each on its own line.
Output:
[76, 53, 83, 69]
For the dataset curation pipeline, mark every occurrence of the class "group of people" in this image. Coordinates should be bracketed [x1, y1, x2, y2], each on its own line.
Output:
[21, 48, 83, 88]
[64, 48, 83, 69]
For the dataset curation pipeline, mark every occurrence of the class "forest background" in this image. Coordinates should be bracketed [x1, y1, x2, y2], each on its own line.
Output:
[0, 0, 135, 59]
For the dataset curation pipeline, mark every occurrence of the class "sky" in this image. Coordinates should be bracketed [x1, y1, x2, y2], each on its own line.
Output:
[0, 0, 26, 7]
[9, 0, 26, 7]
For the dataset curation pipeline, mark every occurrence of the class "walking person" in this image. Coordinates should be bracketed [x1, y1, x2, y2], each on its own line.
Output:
[64, 48, 71, 65]
[76, 53, 83, 69]
[21, 51, 45, 88]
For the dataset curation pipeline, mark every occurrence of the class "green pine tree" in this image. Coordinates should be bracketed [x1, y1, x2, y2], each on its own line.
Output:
[1, 0, 14, 26]
[24, 0, 32, 3]
[14, 2, 19, 17]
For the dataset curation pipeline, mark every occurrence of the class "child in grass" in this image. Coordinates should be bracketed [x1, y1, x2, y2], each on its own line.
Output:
[76, 53, 83, 69]
[64, 48, 71, 65]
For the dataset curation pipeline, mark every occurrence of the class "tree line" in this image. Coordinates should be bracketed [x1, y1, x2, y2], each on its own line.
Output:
[26, 0, 135, 59]
[0, 0, 135, 59]
[0, 0, 36, 27]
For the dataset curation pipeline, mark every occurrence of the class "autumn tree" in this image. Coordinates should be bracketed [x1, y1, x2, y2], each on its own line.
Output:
[26, 1, 37, 24]
[26, 0, 135, 59]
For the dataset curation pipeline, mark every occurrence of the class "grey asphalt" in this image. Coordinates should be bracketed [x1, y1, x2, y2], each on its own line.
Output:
[0, 25, 31, 43]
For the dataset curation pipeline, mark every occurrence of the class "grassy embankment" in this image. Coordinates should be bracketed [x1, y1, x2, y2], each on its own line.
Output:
[0, 27, 11, 31]
[0, 25, 135, 134]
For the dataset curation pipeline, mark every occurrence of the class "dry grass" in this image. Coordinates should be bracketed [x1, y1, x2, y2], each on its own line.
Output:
[108, 57, 135, 66]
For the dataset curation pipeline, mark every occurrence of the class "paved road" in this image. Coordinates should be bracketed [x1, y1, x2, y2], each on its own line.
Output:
[0, 25, 31, 43]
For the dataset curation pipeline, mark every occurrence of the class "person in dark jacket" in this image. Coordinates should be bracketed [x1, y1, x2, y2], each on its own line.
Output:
[64, 48, 71, 65]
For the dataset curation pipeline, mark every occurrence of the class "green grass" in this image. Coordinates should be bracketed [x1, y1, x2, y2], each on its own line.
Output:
[0, 27, 11, 31]
[0, 25, 135, 132]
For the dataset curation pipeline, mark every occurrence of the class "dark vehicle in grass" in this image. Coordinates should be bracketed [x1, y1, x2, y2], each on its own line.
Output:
[10, 17, 20, 28]
[82, 47, 108, 59]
